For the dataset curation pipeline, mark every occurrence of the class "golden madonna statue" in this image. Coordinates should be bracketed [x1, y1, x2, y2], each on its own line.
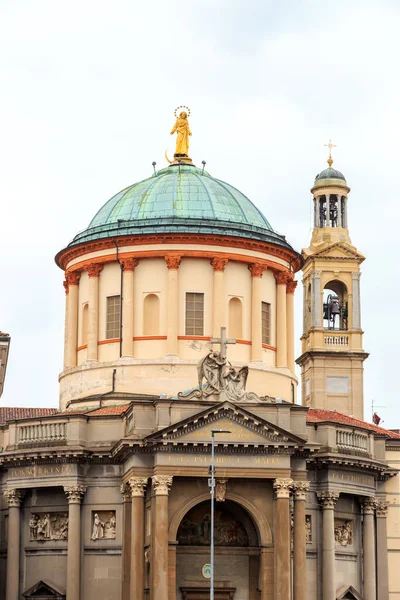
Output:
[170, 110, 192, 156]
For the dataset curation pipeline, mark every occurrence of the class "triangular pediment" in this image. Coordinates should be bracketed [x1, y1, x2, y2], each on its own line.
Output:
[310, 242, 365, 261]
[336, 585, 364, 600]
[146, 402, 305, 447]
[22, 581, 65, 599]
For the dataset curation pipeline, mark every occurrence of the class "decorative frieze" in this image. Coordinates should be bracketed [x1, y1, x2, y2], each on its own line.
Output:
[152, 475, 173, 496]
[215, 479, 228, 502]
[4, 488, 24, 507]
[317, 491, 339, 508]
[334, 520, 353, 546]
[273, 478, 293, 499]
[29, 512, 69, 541]
[64, 485, 86, 504]
[128, 477, 148, 497]
[91, 511, 116, 540]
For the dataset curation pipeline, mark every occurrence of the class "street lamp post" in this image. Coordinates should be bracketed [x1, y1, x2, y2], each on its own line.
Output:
[209, 429, 231, 600]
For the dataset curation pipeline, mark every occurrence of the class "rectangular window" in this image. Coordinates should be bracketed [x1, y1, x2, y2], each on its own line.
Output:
[261, 301, 271, 345]
[106, 295, 121, 339]
[185, 292, 204, 336]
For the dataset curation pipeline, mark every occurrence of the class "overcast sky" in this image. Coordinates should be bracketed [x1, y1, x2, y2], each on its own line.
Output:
[1, 0, 399, 427]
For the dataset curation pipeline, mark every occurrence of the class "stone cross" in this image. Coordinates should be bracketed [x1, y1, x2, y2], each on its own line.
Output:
[210, 326, 236, 360]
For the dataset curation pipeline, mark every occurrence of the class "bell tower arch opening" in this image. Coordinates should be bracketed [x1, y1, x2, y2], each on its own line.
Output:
[175, 499, 261, 600]
[323, 280, 348, 331]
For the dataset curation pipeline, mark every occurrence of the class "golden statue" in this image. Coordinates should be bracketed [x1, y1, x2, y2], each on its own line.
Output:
[170, 107, 192, 157]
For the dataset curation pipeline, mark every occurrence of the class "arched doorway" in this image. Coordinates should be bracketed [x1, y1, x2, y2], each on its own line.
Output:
[175, 499, 260, 600]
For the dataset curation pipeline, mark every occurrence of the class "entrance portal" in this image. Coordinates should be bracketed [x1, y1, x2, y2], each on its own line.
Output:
[176, 500, 260, 600]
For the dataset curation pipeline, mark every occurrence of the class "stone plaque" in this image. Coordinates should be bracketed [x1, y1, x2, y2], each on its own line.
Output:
[326, 376, 349, 393]
[29, 512, 68, 541]
[91, 511, 116, 540]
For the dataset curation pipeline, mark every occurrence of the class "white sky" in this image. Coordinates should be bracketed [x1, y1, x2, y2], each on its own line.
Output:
[1, 0, 399, 427]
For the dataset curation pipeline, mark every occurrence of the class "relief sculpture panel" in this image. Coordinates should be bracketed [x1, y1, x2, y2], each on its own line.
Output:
[334, 520, 353, 546]
[91, 511, 116, 540]
[177, 501, 249, 547]
[29, 512, 69, 541]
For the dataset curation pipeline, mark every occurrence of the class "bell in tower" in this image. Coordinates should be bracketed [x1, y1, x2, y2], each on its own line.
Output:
[296, 143, 368, 421]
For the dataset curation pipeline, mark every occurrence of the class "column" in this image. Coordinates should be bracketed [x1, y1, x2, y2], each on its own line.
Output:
[86, 263, 103, 360]
[121, 258, 138, 357]
[337, 196, 342, 227]
[275, 273, 288, 368]
[4, 489, 24, 600]
[151, 475, 173, 599]
[249, 263, 265, 361]
[313, 197, 318, 228]
[64, 485, 86, 600]
[286, 280, 297, 372]
[318, 491, 339, 600]
[326, 194, 331, 226]
[273, 478, 293, 600]
[293, 482, 310, 600]
[165, 256, 181, 356]
[121, 484, 132, 600]
[65, 271, 80, 368]
[310, 271, 322, 329]
[352, 272, 361, 330]
[375, 500, 389, 600]
[129, 477, 148, 600]
[362, 498, 377, 600]
[211, 258, 228, 337]
[342, 197, 348, 228]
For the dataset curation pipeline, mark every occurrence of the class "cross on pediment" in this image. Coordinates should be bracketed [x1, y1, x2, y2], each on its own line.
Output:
[210, 327, 236, 360]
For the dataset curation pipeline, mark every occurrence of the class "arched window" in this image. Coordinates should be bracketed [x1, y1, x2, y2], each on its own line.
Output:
[143, 294, 160, 336]
[81, 303, 88, 345]
[323, 280, 348, 331]
[228, 297, 242, 339]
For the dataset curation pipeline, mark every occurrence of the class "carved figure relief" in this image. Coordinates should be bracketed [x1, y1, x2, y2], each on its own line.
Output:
[305, 515, 312, 543]
[177, 502, 248, 547]
[335, 520, 353, 546]
[91, 511, 116, 540]
[29, 513, 68, 541]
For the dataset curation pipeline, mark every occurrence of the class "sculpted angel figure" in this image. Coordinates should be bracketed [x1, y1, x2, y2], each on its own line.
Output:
[170, 111, 192, 156]
[197, 351, 226, 396]
[222, 365, 249, 400]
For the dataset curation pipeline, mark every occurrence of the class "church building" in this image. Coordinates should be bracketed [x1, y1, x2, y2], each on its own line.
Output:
[0, 113, 399, 600]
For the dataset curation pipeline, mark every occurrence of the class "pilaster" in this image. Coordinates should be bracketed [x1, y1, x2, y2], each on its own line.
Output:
[273, 478, 293, 600]
[165, 256, 181, 355]
[129, 477, 148, 600]
[64, 485, 86, 600]
[318, 491, 339, 600]
[152, 476, 173, 599]
[4, 489, 24, 600]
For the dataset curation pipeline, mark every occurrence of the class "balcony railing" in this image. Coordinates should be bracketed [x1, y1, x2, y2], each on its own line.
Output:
[324, 335, 349, 346]
[336, 429, 368, 453]
[18, 422, 67, 444]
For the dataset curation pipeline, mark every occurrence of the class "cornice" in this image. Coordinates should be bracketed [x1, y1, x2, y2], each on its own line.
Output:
[56, 233, 302, 272]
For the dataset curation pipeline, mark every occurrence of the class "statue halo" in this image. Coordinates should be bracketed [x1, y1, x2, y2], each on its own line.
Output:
[174, 105, 191, 118]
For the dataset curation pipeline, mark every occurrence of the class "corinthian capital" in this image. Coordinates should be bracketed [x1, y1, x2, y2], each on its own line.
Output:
[86, 263, 104, 278]
[120, 483, 132, 503]
[286, 280, 297, 294]
[293, 481, 310, 501]
[375, 500, 388, 517]
[317, 491, 339, 508]
[273, 478, 293, 499]
[121, 257, 139, 272]
[248, 262, 266, 277]
[165, 255, 181, 270]
[64, 485, 86, 504]
[128, 477, 148, 497]
[65, 271, 81, 286]
[4, 489, 25, 507]
[210, 257, 228, 272]
[152, 475, 173, 496]
[362, 497, 376, 515]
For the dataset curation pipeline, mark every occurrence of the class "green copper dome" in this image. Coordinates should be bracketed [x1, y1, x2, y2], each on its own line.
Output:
[70, 164, 293, 251]
[315, 167, 346, 182]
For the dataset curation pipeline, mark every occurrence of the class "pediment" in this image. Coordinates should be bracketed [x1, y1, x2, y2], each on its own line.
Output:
[146, 401, 305, 447]
[22, 581, 65, 599]
[311, 242, 365, 261]
[336, 585, 364, 600]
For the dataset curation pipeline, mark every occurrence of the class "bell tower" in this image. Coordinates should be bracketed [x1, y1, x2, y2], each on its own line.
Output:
[296, 146, 368, 420]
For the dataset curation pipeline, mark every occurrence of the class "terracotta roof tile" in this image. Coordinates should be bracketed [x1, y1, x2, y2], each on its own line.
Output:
[307, 409, 400, 439]
[0, 407, 59, 425]
[59, 404, 130, 417]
